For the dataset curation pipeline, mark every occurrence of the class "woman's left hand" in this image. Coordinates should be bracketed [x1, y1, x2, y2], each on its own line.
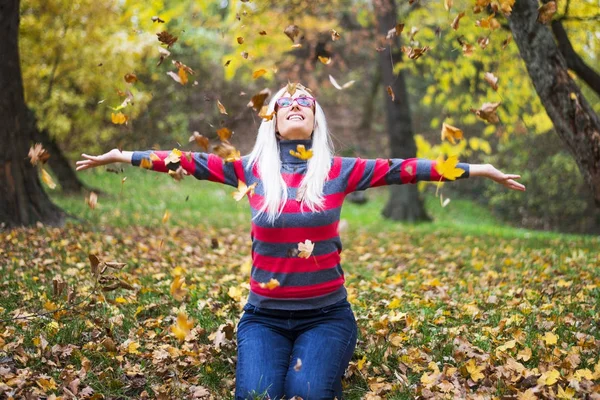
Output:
[484, 164, 526, 191]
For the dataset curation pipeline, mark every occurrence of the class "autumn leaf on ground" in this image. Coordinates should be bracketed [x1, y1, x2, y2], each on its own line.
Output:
[465, 359, 485, 382]
[189, 131, 209, 151]
[298, 239, 314, 258]
[124, 73, 137, 83]
[86, 191, 98, 210]
[170, 275, 188, 301]
[541, 331, 558, 346]
[537, 1, 556, 24]
[40, 167, 56, 189]
[289, 145, 313, 160]
[470, 102, 501, 123]
[217, 127, 232, 142]
[441, 122, 463, 144]
[329, 75, 355, 90]
[259, 278, 280, 290]
[247, 88, 271, 112]
[164, 148, 182, 166]
[171, 312, 194, 341]
[28, 143, 50, 165]
[484, 72, 499, 90]
[435, 155, 465, 181]
[401, 46, 430, 60]
[232, 180, 257, 201]
[537, 368, 560, 386]
[330, 29, 340, 41]
[252, 69, 267, 79]
[157, 31, 178, 48]
[111, 112, 128, 125]
[451, 11, 466, 30]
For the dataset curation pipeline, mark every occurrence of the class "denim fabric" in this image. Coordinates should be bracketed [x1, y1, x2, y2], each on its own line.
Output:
[235, 298, 358, 400]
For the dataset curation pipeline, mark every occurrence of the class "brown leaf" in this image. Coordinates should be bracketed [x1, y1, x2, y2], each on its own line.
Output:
[484, 72, 499, 91]
[124, 73, 138, 84]
[247, 88, 271, 112]
[151, 16, 165, 23]
[86, 191, 98, 210]
[217, 127, 232, 142]
[401, 45, 430, 60]
[28, 143, 50, 165]
[157, 31, 178, 48]
[330, 29, 340, 41]
[537, 1, 556, 24]
[284, 24, 300, 43]
[386, 86, 395, 102]
[217, 100, 228, 115]
[189, 131, 210, 151]
[470, 102, 501, 124]
[451, 12, 466, 30]
[236, 37, 244, 44]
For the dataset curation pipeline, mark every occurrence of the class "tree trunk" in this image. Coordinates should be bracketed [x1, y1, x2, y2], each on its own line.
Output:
[375, 0, 430, 222]
[508, 0, 600, 206]
[0, 0, 64, 228]
[26, 108, 86, 193]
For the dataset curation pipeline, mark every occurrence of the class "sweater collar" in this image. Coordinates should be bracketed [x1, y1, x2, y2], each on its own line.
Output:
[278, 138, 313, 164]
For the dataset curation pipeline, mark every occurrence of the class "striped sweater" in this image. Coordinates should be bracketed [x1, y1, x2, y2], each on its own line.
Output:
[132, 139, 470, 310]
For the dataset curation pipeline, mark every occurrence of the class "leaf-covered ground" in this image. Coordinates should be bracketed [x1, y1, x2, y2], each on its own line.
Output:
[1, 170, 600, 399]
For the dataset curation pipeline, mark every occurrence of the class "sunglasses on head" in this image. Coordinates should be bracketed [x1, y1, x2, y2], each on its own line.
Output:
[275, 96, 316, 109]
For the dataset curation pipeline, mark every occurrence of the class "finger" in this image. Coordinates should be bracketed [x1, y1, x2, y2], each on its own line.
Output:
[507, 179, 526, 191]
[507, 174, 521, 179]
[81, 153, 99, 161]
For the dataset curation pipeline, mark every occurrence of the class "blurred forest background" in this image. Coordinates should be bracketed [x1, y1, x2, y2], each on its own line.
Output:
[5, 0, 600, 232]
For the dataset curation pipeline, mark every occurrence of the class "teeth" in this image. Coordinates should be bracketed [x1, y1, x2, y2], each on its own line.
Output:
[289, 115, 303, 121]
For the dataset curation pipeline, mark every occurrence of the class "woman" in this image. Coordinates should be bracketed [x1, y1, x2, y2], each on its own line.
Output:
[77, 84, 525, 399]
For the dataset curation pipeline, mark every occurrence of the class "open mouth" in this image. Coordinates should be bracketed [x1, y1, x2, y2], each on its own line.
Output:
[287, 114, 305, 121]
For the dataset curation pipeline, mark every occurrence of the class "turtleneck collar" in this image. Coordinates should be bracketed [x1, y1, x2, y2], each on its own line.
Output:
[278, 138, 313, 164]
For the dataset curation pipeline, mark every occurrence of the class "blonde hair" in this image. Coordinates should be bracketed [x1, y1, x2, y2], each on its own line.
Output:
[246, 86, 335, 224]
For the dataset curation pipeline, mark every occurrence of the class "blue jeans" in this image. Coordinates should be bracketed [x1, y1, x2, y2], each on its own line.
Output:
[235, 298, 358, 400]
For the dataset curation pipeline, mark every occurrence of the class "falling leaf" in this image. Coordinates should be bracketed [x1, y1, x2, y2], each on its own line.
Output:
[151, 16, 165, 23]
[318, 56, 331, 65]
[289, 144, 313, 160]
[40, 168, 56, 189]
[259, 278, 280, 290]
[441, 123, 464, 144]
[475, 14, 500, 30]
[189, 131, 210, 151]
[440, 194, 451, 207]
[232, 180, 257, 201]
[298, 239, 314, 258]
[213, 142, 241, 162]
[217, 127, 232, 142]
[217, 100, 228, 115]
[170, 275, 188, 301]
[241, 51, 249, 59]
[171, 312, 194, 341]
[287, 82, 299, 96]
[444, 0, 453, 11]
[435, 155, 465, 181]
[284, 24, 300, 44]
[252, 69, 267, 79]
[224, 59, 231, 67]
[28, 143, 50, 165]
[157, 46, 171, 66]
[258, 106, 276, 121]
[162, 210, 170, 224]
[168, 166, 187, 181]
[451, 12, 466, 30]
[501, 36, 512, 49]
[537, 1, 556, 24]
[86, 192, 98, 210]
[157, 31, 178, 48]
[247, 88, 271, 112]
[329, 75, 355, 90]
[401, 46, 430, 60]
[484, 72, 499, 91]
[470, 102, 501, 124]
[236, 36, 244, 44]
[124, 73, 138, 83]
[330, 29, 340, 41]
[140, 158, 153, 169]
[111, 112, 128, 125]
[477, 36, 490, 49]
[259, 30, 267, 35]
[386, 86, 395, 101]
[164, 148, 182, 166]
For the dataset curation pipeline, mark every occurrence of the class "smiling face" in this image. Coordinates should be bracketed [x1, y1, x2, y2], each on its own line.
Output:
[275, 90, 316, 140]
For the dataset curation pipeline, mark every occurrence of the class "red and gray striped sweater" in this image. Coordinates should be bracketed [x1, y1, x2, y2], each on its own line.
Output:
[132, 139, 470, 310]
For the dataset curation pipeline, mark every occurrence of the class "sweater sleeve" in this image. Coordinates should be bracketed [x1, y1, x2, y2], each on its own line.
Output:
[343, 157, 470, 194]
[131, 150, 243, 188]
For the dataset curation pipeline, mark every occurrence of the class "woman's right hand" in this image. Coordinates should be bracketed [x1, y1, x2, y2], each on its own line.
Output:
[76, 149, 128, 171]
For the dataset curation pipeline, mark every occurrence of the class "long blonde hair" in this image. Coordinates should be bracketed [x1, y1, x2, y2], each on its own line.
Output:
[246, 86, 335, 224]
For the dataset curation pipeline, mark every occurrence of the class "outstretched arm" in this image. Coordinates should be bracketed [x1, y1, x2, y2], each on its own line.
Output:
[76, 148, 243, 188]
[342, 157, 525, 193]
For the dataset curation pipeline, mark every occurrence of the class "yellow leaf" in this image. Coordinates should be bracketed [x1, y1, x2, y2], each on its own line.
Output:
[518, 389, 538, 400]
[541, 331, 558, 345]
[252, 69, 267, 79]
[111, 112, 128, 124]
[556, 385, 575, 399]
[228, 285, 243, 301]
[40, 168, 56, 189]
[465, 358, 485, 382]
[573, 368, 593, 381]
[388, 298, 401, 309]
[115, 297, 128, 304]
[516, 347, 532, 361]
[258, 278, 280, 290]
[289, 144, 313, 160]
[170, 275, 188, 301]
[36, 377, 57, 391]
[171, 312, 194, 341]
[441, 122, 463, 144]
[164, 148, 182, 166]
[318, 56, 331, 65]
[435, 155, 465, 181]
[178, 67, 188, 85]
[232, 180, 257, 201]
[162, 210, 171, 224]
[140, 158, 153, 169]
[127, 341, 141, 354]
[298, 239, 314, 258]
[217, 100, 228, 115]
[537, 368, 560, 385]
[357, 355, 367, 370]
